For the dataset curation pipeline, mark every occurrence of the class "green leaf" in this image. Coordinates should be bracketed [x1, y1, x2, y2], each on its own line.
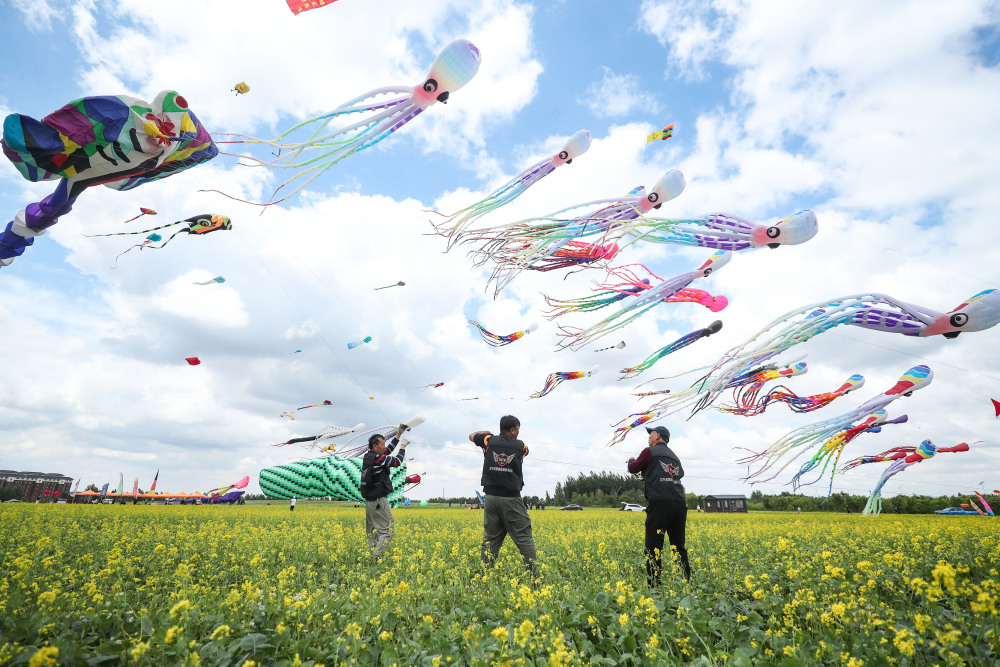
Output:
[778, 658, 807, 667]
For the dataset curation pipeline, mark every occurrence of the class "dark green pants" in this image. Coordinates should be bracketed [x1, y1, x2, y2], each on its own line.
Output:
[482, 495, 536, 576]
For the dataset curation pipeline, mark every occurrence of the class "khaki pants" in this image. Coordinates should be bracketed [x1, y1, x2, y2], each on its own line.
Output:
[481, 495, 536, 576]
[365, 497, 394, 557]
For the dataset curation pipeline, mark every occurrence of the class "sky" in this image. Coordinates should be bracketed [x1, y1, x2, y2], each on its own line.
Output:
[2, 0, 1000, 504]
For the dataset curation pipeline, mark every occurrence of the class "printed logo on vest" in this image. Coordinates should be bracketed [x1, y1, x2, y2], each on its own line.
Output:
[492, 451, 512, 467]
[659, 461, 679, 476]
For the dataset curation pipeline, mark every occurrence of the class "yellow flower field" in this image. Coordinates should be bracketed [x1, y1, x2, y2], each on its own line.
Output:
[0, 505, 997, 666]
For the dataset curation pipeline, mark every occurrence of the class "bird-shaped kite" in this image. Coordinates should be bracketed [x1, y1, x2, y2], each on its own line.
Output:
[1, 90, 217, 267]
[207, 39, 481, 207]
[432, 129, 592, 246]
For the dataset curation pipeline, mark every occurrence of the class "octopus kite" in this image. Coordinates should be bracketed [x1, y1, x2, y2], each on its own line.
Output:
[432, 129, 592, 246]
[738, 364, 933, 489]
[544, 250, 731, 351]
[530, 366, 599, 399]
[679, 290, 1000, 413]
[608, 359, 807, 446]
[841, 440, 970, 516]
[618, 320, 723, 379]
[468, 321, 538, 347]
[1, 90, 217, 267]
[462, 170, 686, 294]
[626, 210, 818, 252]
[719, 374, 866, 417]
[208, 39, 481, 207]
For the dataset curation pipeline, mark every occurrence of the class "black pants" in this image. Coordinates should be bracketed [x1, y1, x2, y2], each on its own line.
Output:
[644, 500, 690, 584]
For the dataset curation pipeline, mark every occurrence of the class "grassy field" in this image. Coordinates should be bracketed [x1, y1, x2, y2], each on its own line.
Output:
[0, 505, 997, 666]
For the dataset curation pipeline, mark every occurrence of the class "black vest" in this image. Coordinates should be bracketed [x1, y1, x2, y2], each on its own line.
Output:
[642, 443, 685, 502]
[360, 450, 393, 500]
[480, 433, 525, 497]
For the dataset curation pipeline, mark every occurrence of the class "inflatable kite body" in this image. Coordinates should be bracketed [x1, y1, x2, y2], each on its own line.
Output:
[259, 456, 416, 505]
[434, 129, 592, 246]
[211, 39, 481, 206]
[1, 90, 217, 266]
[627, 210, 818, 251]
[545, 250, 731, 351]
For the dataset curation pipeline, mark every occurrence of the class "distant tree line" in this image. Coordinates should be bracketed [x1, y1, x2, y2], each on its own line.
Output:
[545, 472, 989, 514]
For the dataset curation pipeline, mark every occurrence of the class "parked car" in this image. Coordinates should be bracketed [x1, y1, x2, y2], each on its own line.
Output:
[934, 507, 980, 515]
[620, 503, 645, 512]
[560, 504, 583, 511]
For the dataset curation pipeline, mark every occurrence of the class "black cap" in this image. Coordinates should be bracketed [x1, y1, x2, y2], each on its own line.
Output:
[645, 426, 670, 442]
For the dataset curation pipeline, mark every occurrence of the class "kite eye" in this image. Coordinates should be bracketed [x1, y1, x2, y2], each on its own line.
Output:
[558, 150, 569, 160]
[950, 312, 969, 328]
[647, 192, 660, 204]
[175, 95, 188, 109]
[423, 79, 439, 93]
[766, 226, 781, 239]
[703, 268, 713, 276]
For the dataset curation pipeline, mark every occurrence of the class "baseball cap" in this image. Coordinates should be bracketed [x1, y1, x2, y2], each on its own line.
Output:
[645, 425, 670, 442]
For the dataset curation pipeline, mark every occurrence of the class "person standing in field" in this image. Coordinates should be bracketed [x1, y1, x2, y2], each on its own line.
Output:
[290, 497, 296, 512]
[359, 428, 408, 558]
[627, 425, 690, 585]
[469, 415, 536, 578]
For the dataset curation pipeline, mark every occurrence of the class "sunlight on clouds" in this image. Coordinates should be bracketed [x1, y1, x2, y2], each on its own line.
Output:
[9, 0, 61, 31]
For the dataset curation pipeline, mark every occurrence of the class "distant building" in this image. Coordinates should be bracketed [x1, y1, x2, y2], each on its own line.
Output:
[702, 494, 748, 513]
[0, 470, 73, 502]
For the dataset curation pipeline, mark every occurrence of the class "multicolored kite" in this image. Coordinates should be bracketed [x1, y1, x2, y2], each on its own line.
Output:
[529, 366, 599, 399]
[209, 39, 481, 207]
[433, 129, 592, 246]
[84, 214, 232, 266]
[286, 0, 339, 14]
[646, 124, 674, 143]
[618, 320, 723, 380]
[544, 250, 731, 350]
[375, 281, 405, 290]
[840, 440, 970, 516]
[468, 321, 538, 347]
[1, 90, 217, 266]
[719, 374, 866, 417]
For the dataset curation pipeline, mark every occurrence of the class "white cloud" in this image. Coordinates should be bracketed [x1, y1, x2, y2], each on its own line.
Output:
[582, 67, 661, 118]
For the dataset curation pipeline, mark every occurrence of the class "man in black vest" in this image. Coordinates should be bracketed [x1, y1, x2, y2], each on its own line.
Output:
[469, 415, 536, 577]
[359, 428, 407, 558]
[627, 425, 691, 585]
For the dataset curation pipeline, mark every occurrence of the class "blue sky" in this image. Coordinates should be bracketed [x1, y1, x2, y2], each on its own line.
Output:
[2, 0, 1000, 503]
